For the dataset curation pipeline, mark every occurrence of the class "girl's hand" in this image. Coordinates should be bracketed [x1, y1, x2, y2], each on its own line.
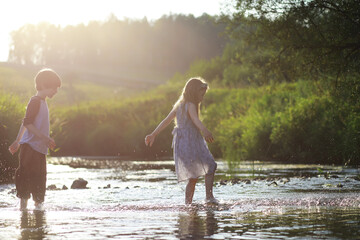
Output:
[145, 134, 156, 147]
[203, 129, 214, 143]
[8, 141, 20, 155]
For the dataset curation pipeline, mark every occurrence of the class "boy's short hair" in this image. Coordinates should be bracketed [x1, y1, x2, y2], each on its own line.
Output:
[35, 68, 62, 91]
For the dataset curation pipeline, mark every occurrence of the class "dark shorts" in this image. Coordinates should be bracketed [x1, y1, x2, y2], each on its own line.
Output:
[15, 143, 47, 203]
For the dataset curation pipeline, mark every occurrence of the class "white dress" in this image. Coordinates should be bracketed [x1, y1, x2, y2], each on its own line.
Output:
[172, 102, 217, 182]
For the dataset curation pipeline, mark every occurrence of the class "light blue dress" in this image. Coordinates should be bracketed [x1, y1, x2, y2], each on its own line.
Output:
[172, 102, 217, 182]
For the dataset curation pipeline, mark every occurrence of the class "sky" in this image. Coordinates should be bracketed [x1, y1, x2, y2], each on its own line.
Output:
[0, 0, 233, 62]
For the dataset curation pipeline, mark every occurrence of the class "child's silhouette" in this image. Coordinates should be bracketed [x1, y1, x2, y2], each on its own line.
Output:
[145, 77, 217, 204]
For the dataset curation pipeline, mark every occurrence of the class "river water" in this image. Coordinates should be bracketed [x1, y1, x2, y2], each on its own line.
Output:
[0, 157, 359, 239]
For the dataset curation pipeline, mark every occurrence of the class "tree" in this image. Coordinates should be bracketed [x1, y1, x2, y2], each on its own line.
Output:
[226, 0, 360, 83]
[8, 14, 227, 82]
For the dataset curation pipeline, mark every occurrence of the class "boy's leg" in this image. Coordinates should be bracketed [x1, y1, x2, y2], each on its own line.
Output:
[20, 199, 28, 211]
[15, 144, 32, 208]
[29, 151, 47, 205]
[185, 178, 197, 204]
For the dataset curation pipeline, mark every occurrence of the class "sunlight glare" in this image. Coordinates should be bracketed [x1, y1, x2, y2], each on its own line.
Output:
[0, 0, 225, 61]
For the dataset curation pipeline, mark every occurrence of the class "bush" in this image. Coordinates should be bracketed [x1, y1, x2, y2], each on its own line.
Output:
[202, 80, 360, 165]
[340, 110, 360, 165]
[0, 92, 24, 183]
[270, 95, 342, 163]
[51, 87, 178, 158]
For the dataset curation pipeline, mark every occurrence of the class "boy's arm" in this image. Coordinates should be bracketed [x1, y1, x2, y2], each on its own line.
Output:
[145, 108, 176, 147]
[187, 103, 214, 143]
[8, 124, 26, 155]
[15, 124, 26, 142]
[23, 96, 53, 146]
[9, 96, 55, 155]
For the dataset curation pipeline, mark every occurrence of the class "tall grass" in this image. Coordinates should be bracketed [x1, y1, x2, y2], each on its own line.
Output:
[51, 83, 181, 157]
[1, 65, 359, 170]
[49, 77, 360, 166]
[202, 80, 359, 165]
[0, 92, 24, 183]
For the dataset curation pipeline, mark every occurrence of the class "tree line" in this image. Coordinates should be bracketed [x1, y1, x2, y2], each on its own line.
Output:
[8, 14, 227, 80]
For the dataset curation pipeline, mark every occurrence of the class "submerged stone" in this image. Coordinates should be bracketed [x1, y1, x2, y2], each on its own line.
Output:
[280, 178, 290, 184]
[244, 179, 251, 184]
[268, 181, 278, 187]
[47, 184, 58, 190]
[71, 178, 88, 189]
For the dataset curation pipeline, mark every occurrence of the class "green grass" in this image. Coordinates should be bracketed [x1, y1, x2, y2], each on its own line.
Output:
[1, 63, 359, 166]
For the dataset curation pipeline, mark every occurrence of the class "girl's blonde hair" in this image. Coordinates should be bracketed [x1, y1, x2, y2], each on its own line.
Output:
[173, 77, 209, 115]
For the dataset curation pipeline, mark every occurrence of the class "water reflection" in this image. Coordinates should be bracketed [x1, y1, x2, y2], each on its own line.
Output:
[177, 209, 218, 239]
[20, 211, 47, 240]
[0, 160, 358, 239]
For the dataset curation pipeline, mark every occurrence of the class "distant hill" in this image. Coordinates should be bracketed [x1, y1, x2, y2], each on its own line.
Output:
[0, 62, 163, 106]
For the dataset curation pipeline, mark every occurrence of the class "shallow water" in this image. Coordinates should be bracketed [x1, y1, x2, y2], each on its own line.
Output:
[0, 158, 359, 239]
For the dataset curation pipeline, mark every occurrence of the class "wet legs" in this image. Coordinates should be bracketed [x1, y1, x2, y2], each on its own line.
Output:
[205, 172, 216, 201]
[185, 178, 197, 204]
[185, 173, 217, 204]
[20, 198, 28, 211]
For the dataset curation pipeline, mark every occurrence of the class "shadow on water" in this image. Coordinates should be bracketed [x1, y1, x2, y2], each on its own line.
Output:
[176, 209, 218, 239]
[20, 211, 47, 240]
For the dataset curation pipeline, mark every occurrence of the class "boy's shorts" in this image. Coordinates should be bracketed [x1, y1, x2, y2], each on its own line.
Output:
[15, 143, 47, 203]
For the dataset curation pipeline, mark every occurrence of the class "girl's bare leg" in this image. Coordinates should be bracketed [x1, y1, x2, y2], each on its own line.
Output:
[185, 178, 197, 204]
[205, 173, 216, 201]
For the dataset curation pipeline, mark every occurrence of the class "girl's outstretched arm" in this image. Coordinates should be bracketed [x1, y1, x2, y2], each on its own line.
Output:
[145, 108, 176, 147]
[188, 102, 214, 143]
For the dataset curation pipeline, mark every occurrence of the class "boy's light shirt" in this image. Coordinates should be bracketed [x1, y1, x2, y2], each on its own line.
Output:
[19, 99, 50, 155]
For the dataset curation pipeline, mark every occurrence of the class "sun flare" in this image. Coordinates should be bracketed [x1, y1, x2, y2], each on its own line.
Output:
[0, 0, 224, 61]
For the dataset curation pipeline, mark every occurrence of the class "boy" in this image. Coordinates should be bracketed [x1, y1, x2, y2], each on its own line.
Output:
[8, 68, 61, 211]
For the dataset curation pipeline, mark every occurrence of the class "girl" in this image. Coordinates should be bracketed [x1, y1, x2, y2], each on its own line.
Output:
[145, 77, 217, 204]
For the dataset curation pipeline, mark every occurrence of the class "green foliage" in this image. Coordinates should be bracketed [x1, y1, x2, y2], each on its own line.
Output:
[186, 57, 224, 84]
[340, 107, 360, 166]
[51, 86, 179, 157]
[0, 63, 142, 107]
[228, 0, 360, 82]
[271, 95, 339, 163]
[200, 80, 360, 165]
[0, 92, 24, 183]
[0, 65, 34, 101]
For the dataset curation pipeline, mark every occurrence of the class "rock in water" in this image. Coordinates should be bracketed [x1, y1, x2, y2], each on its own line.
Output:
[47, 184, 58, 190]
[71, 178, 88, 189]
